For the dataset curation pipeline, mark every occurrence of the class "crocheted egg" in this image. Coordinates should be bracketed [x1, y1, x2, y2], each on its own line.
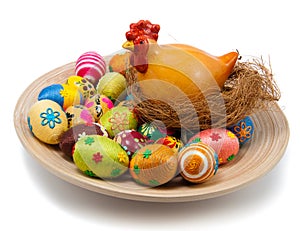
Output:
[227, 116, 254, 145]
[73, 135, 129, 179]
[155, 136, 183, 153]
[27, 100, 68, 144]
[84, 94, 114, 121]
[129, 144, 178, 187]
[100, 106, 138, 137]
[66, 76, 96, 100]
[96, 72, 127, 102]
[108, 51, 131, 75]
[75, 51, 106, 86]
[38, 84, 83, 110]
[65, 105, 94, 127]
[114, 130, 148, 159]
[188, 128, 239, 164]
[178, 142, 218, 183]
[59, 123, 108, 157]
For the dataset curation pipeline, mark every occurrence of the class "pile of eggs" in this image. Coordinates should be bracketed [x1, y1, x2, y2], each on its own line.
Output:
[27, 51, 255, 187]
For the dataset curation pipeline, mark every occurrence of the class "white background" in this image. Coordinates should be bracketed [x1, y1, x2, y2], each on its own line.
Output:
[1, 0, 298, 230]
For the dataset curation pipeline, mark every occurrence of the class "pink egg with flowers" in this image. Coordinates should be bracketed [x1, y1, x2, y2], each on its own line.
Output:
[75, 51, 106, 86]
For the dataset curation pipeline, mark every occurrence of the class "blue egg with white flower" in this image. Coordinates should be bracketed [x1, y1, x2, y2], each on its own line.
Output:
[27, 100, 68, 144]
[227, 116, 254, 145]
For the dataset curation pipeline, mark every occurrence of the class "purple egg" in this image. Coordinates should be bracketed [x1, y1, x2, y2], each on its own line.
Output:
[114, 130, 148, 159]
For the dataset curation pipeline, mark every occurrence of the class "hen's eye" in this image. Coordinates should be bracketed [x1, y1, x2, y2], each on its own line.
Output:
[140, 40, 144, 44]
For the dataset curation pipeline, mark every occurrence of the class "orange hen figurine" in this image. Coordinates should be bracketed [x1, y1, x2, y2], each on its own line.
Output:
[122, 20, 239, 101]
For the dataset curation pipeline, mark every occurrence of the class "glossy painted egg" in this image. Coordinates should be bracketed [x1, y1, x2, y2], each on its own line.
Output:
[114, 130, 148, 159]
[59, 123, 108, 157]
[227, 116, 254, 145]
[137, 122, 168, 141]
[73, 135, 129, 178]
[155, 136, 183, 153]
[75, 51, 106, 86]
[100, 106, 138, 137]
[178, 142, 218, 183]
[38, 84, 83, 110]
[129, 144, 178, 187]
[188, 128, 239, 164]
[27, 100, 68, 144]
[108, 51, 132, 75]
[66, 76, 96, 100]
[84, 94, 114, 122]
[65, 105, 94, 127]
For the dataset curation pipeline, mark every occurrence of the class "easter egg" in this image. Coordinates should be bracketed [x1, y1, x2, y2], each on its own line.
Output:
[96, 72, 127, 102]
[27, 100, 68, 144]
[38, 84, 83, 110]
[100, 106, 138, 137]
[75, 51, 106, 86]
[155, 136, 183, 153]
[227, 116, 254, 145]
[65, 105, 94, 127]
[108, 51, 131, 75]
[66, 76, 96, 99]
[73, 135, 129, 179]
[188, 128, 239, 164]
[59, 123, 108, 157]
[178, 142, 218, 183]
[84, 94, 114, 122]
[138, 122, 167, 141]
[129, 144, 178, 187]
[114, 130, 148, 159]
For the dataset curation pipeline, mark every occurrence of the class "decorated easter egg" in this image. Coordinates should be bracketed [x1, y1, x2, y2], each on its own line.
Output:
[59, 123, 108, 157]
[114, 130, 148, 159]
[227, 116, 254, 145]
[65, 105, 94, 127]
[66, 76, 96, 99]
[188, 128, 239, 164]
[38, 84, 83, 110]
[178, 142, 218, 183]
[129, 144, 178, 187]
[27, 100, 68, 144]
[73, 135, 129, 179]
[155, 136, 183, 153]
[138, 122, 167, 141]
[108, 51, 132, 75]
[100, 106, 138, 137]
[75, 51, 106, 86]
[96, 72, 127, 102]
[84, 94, 114, 121]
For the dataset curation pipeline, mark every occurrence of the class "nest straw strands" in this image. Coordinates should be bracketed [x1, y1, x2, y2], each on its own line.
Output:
[126, 58, 281, 132]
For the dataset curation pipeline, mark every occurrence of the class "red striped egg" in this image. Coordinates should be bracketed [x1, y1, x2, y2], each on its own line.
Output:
[75, 51, 106, 86]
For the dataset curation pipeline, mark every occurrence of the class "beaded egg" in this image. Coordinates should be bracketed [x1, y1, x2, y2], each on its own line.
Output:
[178, 142, 218, 183]
[108, 51, 132, 75]
[59, 123, 108, 157]
[227, 116, 254, 145]
[75, 51, 106, 86]
[84, 94, 114, 122]
[65, 105, 94, 127]
[114, 130, 148, 159]
[27, 100, 68, 144]
[96, 72, 127, 102]
[38, 84, 83, 110]
[188, 128, 239, 165]
[129, 144, 178, 187]
[155, 136, 183, 153]
[66, 76, 96, 100]
[73, 135, 129, 179]
[100, 105, 138, 137]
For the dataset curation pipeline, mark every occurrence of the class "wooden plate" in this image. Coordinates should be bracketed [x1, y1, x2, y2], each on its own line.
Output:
[14, 62, 290, 202]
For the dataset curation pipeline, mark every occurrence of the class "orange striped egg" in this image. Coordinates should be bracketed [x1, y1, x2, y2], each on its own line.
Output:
[178, 142, 218, 183]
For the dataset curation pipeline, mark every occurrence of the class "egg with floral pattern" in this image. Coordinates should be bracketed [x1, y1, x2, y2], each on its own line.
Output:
[27, 100, 68, 144]
[188, 128, 239, 164]
[227, 116, 254, 145]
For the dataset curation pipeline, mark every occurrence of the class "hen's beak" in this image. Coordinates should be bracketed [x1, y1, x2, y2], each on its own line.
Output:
[122, 40, 134, 51]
